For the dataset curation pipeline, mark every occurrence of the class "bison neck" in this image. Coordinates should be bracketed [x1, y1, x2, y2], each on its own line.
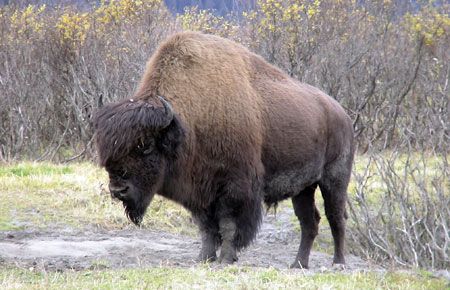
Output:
[158, 155, 208, 212]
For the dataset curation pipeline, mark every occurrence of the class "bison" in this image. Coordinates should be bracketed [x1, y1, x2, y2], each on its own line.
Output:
[94, 32, 355, 268]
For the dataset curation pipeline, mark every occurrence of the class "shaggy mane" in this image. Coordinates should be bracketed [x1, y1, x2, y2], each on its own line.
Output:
[94, 99, 167, 166]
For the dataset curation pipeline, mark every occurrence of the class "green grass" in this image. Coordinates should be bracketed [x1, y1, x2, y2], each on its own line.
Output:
[0, 266, 446, 290]
[0, 163, 73, 177]
[0, 162, 193, 233]
[348, 152, 449, 201]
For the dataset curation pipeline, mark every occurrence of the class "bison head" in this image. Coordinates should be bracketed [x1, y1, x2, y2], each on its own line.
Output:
[94, 96, 184, 225]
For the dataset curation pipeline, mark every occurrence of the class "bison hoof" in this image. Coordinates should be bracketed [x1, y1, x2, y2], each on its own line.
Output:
[197, 253, 217, 263]
[289, 260, 308, 269]
[218, 253, 238, 264]
[331, 263, 346, 271]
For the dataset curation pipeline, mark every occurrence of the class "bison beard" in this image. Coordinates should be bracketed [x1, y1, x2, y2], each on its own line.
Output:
[110, 189, 148, 226]
[94, 32, 355, 268]
[122, 198, 145, 226]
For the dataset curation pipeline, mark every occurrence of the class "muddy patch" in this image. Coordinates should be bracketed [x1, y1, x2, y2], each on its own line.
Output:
[0, 208, 380, 273]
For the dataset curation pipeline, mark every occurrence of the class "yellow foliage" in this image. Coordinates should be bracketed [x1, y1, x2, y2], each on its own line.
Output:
[9, 4, 46, 38]
[56, 11, 90, 44]
[5, 0, 164, 47]
[177, 6, 238, 37]
[282, 3, 302, 23]
[93, 0, 163, 32]
[242, 11, 257, 21]
[307, 0, 321, 19]
[404, 9, 450, 46]
[249, 0, 321, 36]
[257, 0, 284, 33]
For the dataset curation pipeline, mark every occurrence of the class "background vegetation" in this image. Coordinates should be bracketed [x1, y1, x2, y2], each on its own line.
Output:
[0, 0, 448, 271]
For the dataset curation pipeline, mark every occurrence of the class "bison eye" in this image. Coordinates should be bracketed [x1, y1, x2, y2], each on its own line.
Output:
[136, 139, 155, 156]
[137, 143, 145, 151]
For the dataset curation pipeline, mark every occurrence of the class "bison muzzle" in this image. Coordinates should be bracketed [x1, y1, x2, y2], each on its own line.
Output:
[94, 32, 355, 268]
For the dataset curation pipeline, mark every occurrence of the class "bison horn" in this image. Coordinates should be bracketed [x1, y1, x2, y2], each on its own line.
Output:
[158, 95, 174, 129]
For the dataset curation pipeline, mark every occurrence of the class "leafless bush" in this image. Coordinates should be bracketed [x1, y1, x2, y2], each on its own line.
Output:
[0, 2, 176, 161]
[348, 142, 449, 269]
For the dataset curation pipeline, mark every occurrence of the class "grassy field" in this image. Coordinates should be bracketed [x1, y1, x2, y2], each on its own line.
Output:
[0, 162, 193, 234]
[0, 266, 446, 290]
[0, 161, 447, 289]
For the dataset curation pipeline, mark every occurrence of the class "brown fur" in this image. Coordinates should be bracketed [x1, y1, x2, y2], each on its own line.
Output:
[94, 32, 355, 267]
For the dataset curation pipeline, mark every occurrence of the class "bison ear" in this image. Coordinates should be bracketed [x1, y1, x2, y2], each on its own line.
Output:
[156, 115, 185, 159]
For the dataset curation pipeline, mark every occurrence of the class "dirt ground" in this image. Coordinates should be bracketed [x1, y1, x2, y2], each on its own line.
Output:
[0, 207, 381, 273]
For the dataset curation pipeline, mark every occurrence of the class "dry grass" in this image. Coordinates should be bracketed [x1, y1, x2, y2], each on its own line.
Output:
[0, 162, 194, 234]
[0, 266, 446, 290]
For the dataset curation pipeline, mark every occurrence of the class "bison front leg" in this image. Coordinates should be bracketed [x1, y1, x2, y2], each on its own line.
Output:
[193, 211, 219, 262]
[218, 218, 238, 263]
[216, 182, 263, 264]
[199, 230, 218, 262]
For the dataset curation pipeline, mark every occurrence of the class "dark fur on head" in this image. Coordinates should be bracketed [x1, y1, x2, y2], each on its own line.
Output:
[94, 97, 185, 226]
[94, 99, 172, 166]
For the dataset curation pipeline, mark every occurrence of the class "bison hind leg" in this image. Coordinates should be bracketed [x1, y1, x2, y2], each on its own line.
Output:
[290, 183, 320, 269]
[318, 153, 353, 266]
